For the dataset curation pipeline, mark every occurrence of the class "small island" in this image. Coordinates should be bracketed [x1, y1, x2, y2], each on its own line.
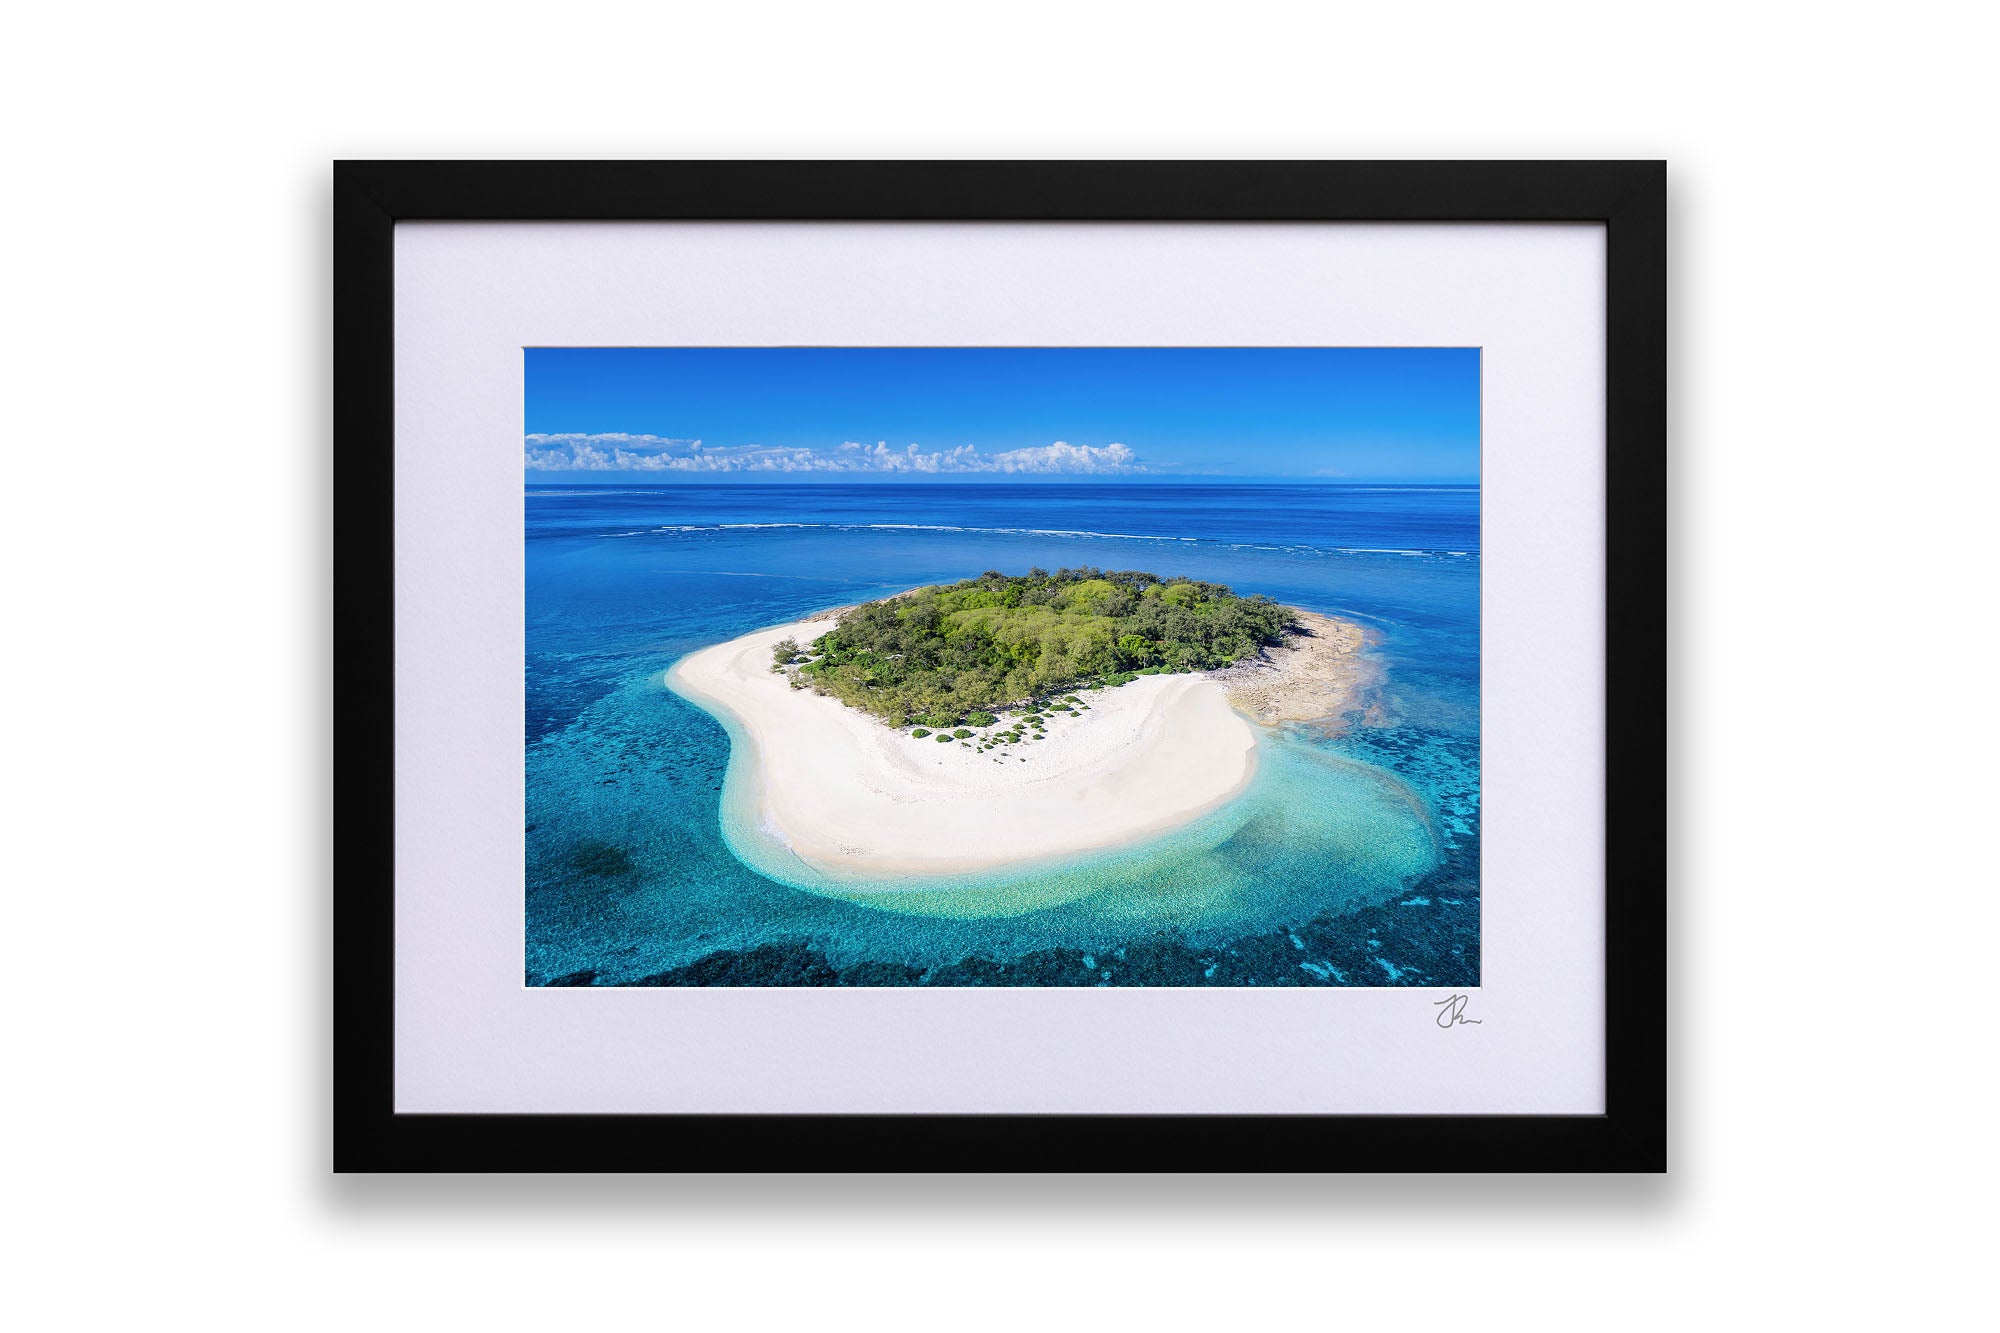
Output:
[668, 567, 1372, 879]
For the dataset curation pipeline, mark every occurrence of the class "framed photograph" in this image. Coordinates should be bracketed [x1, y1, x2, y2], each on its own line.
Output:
[337, 161, 1665, 1171]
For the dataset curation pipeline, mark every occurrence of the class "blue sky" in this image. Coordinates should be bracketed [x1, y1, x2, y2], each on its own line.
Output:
[525, 348, 1478, 482]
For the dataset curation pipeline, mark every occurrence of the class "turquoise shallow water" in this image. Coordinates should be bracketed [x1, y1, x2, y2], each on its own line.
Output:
[526, 483, 1480, 986]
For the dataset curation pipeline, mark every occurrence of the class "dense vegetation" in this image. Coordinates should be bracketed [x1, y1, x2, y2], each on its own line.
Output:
[775, 567, 1297, 729]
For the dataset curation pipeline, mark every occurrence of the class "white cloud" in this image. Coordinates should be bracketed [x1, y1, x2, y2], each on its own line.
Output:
[986, 440, 1138, 474]
[524, 434, 1143, 475]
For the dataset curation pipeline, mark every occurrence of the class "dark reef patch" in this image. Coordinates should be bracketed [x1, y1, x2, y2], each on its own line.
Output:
[569, 838, 635, 877]
[634, 941, 840, 987]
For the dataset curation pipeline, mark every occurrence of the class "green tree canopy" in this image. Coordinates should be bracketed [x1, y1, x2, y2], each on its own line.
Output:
[783, 567, 1297, 726]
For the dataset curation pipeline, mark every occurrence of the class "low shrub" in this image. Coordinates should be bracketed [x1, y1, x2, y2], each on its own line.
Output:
[909, 728, 931, 738]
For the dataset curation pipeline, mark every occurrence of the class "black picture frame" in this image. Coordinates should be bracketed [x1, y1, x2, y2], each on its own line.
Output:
[336, 160, 1666, 1173]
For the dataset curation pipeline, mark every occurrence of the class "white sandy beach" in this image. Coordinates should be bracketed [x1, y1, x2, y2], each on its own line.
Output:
[667, 609, 1261, 878]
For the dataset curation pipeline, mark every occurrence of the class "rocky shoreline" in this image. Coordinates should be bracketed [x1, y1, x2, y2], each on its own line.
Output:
[1212, 608, 1380, 729]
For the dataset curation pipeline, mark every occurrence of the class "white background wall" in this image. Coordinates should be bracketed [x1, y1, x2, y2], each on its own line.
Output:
[4, 2, 1990, 1328]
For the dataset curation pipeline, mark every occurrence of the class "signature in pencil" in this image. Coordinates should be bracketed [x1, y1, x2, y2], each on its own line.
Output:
[1433, 993, 1482, 1028]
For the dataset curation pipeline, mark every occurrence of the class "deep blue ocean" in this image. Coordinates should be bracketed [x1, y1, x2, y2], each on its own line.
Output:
[526, 483, 1479, 986]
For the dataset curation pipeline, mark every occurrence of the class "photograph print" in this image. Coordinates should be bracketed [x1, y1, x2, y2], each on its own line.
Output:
[525, 347, 1480, 987]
